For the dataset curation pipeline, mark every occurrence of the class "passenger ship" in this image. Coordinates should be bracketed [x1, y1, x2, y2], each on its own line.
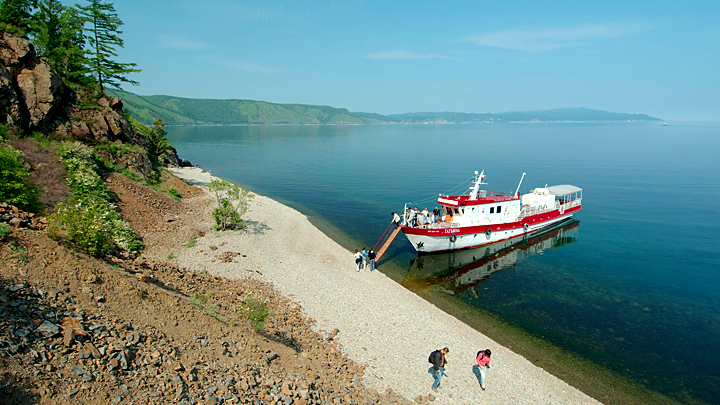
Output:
[400, 171, 582, 253]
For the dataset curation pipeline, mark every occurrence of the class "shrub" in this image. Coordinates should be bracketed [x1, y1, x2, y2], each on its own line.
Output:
[168, 186, 182, 200]
[207, 179, 253, 231]
[48, 141, 143, 256]
[0, 223, 10, 241]
[0, 143, 41, 213]
[243, 296, 269, 331]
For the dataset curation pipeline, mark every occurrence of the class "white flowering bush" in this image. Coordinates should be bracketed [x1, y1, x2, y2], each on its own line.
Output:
[48, 141, 143, 255]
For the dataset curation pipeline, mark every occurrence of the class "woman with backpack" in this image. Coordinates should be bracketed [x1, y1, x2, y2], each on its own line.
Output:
[472, 349, 491, 390]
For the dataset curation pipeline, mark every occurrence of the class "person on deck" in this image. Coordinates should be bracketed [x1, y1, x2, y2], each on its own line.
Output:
[433, 207, 441, 223]
[428, 347, 449, 392]
[472, 349, 492, 390]
[391, 212, 401, 228]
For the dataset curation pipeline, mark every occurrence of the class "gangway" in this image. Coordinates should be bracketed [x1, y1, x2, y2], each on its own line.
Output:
[372, 222, 402, 263]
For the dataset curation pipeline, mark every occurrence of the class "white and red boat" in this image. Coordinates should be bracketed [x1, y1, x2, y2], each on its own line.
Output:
[399, 171, 582, 253]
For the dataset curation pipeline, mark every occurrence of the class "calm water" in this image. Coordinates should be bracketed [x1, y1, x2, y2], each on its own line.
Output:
[166, 123, 720, 404]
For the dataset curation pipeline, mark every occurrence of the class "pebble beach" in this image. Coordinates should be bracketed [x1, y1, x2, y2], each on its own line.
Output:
[170, 167, 602, 405]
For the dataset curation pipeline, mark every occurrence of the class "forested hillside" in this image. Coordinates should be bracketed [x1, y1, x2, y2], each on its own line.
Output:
[110, 90, 367, 125]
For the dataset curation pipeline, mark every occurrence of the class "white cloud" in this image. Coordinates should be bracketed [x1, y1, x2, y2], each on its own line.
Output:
[464, 23, 649, 52]
[367, 51, 451, 60]
[157, 34, 210, 51]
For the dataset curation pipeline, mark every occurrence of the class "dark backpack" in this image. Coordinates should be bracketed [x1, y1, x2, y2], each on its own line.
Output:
[428, 350, 437, 364]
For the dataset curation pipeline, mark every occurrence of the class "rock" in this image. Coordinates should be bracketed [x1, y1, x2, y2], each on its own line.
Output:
[112, 395, 123, 403]
[35, 320, 60, 337]
[84, 342, 102, 359]
[136, 273, 149, 283]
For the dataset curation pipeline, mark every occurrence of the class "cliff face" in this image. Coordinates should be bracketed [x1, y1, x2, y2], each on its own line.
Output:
[0, 33, 184, 181]
[0, 33, 67, 132]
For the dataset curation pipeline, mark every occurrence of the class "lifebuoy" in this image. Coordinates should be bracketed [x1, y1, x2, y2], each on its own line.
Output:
[523, 223, 529, 232]
[449, 234, 457, 243]
[485, 228, 492, 238]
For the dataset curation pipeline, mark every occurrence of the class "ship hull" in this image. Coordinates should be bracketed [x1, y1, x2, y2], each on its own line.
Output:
[401, 205, 580, 253]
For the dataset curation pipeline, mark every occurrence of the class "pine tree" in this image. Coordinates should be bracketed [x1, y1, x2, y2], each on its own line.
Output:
[0, 0, 36, 36]
[77, 0, 139, 93]
[31, 0, 89, 87]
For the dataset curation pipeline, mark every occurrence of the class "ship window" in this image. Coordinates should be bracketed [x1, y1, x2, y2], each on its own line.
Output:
[497, 206, 502, 213]
[490, 207, 494, 214]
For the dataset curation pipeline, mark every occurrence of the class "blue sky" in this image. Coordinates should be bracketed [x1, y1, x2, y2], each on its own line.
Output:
[77, 1, 719, 120]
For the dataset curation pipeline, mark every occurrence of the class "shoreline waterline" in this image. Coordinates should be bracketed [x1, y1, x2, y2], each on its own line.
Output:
[266, 189, 686, 405]
[167, 166, 686, 405]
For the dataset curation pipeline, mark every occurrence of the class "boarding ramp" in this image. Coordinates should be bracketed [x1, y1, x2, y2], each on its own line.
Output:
[373, 222, 402, 263]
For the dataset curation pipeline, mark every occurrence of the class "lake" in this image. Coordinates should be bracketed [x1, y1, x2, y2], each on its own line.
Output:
[166, 122, 720, 405]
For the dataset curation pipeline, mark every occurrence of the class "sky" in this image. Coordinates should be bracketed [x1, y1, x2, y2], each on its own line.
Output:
[72, 0, 719, 120]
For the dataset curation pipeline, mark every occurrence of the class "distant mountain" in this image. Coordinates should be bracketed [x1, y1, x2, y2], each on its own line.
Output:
[110, 90, 661, 125]
[388, 108, 662, 123]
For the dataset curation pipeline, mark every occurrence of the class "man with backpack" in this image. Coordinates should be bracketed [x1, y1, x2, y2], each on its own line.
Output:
[472, 349, 492, 390]
[427, 347, 449, 392]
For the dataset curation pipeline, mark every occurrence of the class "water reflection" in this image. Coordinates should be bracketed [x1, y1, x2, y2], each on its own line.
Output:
[402, 219, 579, 294]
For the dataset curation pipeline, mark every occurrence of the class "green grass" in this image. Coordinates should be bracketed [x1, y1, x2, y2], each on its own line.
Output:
[0, 223, 10, 241]
[185, 234, 196, 248]
[167, 253, 176, 261]
[8, 241, 28, 262]
[168, 186, 182, 200]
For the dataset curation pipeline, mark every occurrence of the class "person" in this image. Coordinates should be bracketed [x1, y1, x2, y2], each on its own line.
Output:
[391, 212, 401, 228]
[413, 207, 419, 227]
[405, 207, 413, 227]
[354, 249, 362, 272]
[367, 249, 376, 271]
[360, 247, 368, 270]
[472, 349, 492, 390]
[428, 347, 449, 392]
[417, 210, 426, 228]
[433, 206, 441, 223]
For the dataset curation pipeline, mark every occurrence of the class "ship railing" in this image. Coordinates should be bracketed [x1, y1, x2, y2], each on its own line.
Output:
[428, 221, 459, 229]
[518, 199, 582, 221]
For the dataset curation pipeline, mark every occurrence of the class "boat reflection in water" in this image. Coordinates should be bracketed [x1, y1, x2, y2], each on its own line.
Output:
[401, 219, 579, 294]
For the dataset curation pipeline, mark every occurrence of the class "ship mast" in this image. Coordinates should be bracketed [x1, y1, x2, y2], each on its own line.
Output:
[469, 170, 486, 200]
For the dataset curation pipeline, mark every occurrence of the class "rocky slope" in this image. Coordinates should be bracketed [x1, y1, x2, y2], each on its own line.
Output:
[0, 174, 412, 405]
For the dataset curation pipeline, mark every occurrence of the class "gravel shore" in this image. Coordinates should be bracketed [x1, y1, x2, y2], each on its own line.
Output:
[170, 167, 602, 405]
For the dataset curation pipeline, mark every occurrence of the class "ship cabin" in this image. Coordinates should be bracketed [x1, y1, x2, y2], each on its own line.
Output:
[436, 192, 521, 228]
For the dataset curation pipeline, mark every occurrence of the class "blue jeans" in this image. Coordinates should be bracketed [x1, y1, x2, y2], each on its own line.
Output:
[429, 366, 444, 388]
[369, 259, 376, 271]
[472, 365, 487, 388]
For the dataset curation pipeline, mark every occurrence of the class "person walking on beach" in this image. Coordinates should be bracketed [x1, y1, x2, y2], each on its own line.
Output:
[354, 249, 363, 272]
[361, 247, 369, 270]
[472, 349, 492, 390]
[367, 249, 376, 271]
[428, 347, 449, 392]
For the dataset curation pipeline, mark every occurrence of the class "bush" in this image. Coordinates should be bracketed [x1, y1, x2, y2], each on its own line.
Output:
[243, 296, 269, 331]
[0, 143, 41, 213]
[0, 223, 10, 241]
[48, 141, 143, 255]
[207, 179, 253, 231]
